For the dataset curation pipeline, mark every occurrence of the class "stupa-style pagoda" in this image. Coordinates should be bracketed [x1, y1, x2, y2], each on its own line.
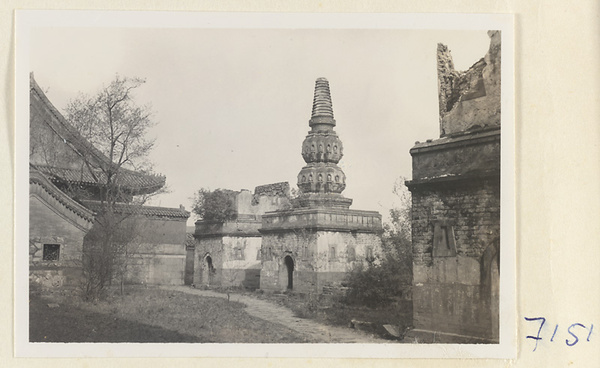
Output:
[259, 78, 382, 293]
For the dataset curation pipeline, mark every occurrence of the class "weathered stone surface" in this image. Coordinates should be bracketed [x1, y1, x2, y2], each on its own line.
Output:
[259, 229, 382, 293]
[259, 78, 383, 294]
[298, 78, 349, 197]
[438, 30, 501, 137]
[409, 181, 500, 267]
[261, 207, 381, 233]
[407, 31, 501, 343]
[192, 184, 291, 288]
[410, 130, 500, 182]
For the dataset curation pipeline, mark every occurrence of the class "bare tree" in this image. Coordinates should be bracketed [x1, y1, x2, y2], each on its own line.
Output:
[64, 75, 164, 300]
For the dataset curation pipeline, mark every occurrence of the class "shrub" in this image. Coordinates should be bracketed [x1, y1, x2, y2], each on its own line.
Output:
[191, 188, 237, 222]
[343, 254, 409, 308]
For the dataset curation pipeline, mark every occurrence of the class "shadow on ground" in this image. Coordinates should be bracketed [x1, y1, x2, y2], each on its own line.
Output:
[29, 294, 201, 343]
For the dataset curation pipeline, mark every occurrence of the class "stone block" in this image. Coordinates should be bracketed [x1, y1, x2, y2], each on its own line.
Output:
[413, 264, 430, 283]
[457, 256, 481, 285]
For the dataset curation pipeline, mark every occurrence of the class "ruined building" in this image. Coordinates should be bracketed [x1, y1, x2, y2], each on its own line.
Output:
[406, 31, 501, 343]
[29, 75, 190, 287]
[259, 78, 383, 293]
[192, 183, 291, 289]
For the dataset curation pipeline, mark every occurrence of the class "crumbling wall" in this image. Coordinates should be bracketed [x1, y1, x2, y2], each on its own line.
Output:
[407, 30, 501, 343]
[192, 182, 292, 289]
[438, 31, 501, 136]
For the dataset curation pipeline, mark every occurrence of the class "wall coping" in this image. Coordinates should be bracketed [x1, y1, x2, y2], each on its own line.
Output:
[410, 128, 500, 155]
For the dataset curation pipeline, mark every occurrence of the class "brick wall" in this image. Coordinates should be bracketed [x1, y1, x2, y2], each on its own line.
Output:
[405, 31, 501, 343]
[29, 185, 93, 287]
[83, 215, 188, 286]
[408, 179, 499, 342]
[411, 180, 500, 266]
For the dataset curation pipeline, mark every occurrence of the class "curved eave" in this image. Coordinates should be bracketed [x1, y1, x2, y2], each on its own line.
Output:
[30, 75, 167, 196]
[29, 169, 96, 224]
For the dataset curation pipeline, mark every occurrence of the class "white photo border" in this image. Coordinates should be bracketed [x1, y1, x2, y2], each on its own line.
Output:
[15, 10, 515, 359]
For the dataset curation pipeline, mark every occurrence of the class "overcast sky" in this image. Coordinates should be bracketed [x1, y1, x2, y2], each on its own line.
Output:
[30, 27, 491, 226]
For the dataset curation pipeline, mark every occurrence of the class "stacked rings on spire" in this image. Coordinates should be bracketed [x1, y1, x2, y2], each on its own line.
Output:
[309, 77, 336, 129]
[311, 78, 334, 119]
[298, 78, 347, 195]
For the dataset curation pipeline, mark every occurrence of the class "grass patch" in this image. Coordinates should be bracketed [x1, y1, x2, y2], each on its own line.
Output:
[30, 285, 313, 343]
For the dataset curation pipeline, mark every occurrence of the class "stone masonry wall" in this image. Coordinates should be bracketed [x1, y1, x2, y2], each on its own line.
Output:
[193, 237, 223, 287]
[411, 180, 500, 266]
[193, 236, 262, 289]
[260, 230, 382, 293]
[406, 30, 501, 343]
[410, 179, 500, 342]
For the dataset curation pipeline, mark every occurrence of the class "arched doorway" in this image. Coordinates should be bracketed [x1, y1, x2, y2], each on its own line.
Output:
[284, 255, 294, 290]
[203, 254, 215, 286]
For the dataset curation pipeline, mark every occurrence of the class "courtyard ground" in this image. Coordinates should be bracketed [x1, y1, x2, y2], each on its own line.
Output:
[29, 286, 314, 343]
[164, 286, 391, 343]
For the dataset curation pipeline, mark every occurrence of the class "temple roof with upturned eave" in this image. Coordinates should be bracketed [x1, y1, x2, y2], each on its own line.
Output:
[29, 74, 166, 196]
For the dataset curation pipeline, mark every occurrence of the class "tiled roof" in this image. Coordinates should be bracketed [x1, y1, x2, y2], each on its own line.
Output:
[30, 75, 165, 194]
[32, 164, 165, 193]
[81, 200, 190, 219]
[29, 167, 96, 223]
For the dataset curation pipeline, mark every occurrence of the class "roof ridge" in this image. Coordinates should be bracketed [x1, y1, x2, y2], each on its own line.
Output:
[80, 199, 190, 219]
[30, 75, 166, 193]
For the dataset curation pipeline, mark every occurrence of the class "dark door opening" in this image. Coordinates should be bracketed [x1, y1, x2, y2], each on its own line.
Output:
[284, 255, 294, 290]
[205, 255, 215, 286]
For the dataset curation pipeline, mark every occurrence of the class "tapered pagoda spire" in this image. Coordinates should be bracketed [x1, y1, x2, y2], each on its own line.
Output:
[296, 78, 352, 209]
[310, 77, 335, 128]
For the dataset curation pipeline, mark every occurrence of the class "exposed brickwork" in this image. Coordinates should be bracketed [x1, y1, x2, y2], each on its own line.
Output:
[406, 31, 501, 343]
[411, 180, 500, 266]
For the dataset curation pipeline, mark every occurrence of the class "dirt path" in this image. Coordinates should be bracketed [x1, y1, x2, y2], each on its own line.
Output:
[162, 286, 389, 343]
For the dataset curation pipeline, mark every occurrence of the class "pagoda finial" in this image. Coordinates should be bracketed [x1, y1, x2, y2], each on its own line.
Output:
[309, 77, 336, 128]
[297, 78, 350, 208]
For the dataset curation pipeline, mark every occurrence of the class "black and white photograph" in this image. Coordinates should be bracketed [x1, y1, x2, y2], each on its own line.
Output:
[15, 11, 515, 358]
